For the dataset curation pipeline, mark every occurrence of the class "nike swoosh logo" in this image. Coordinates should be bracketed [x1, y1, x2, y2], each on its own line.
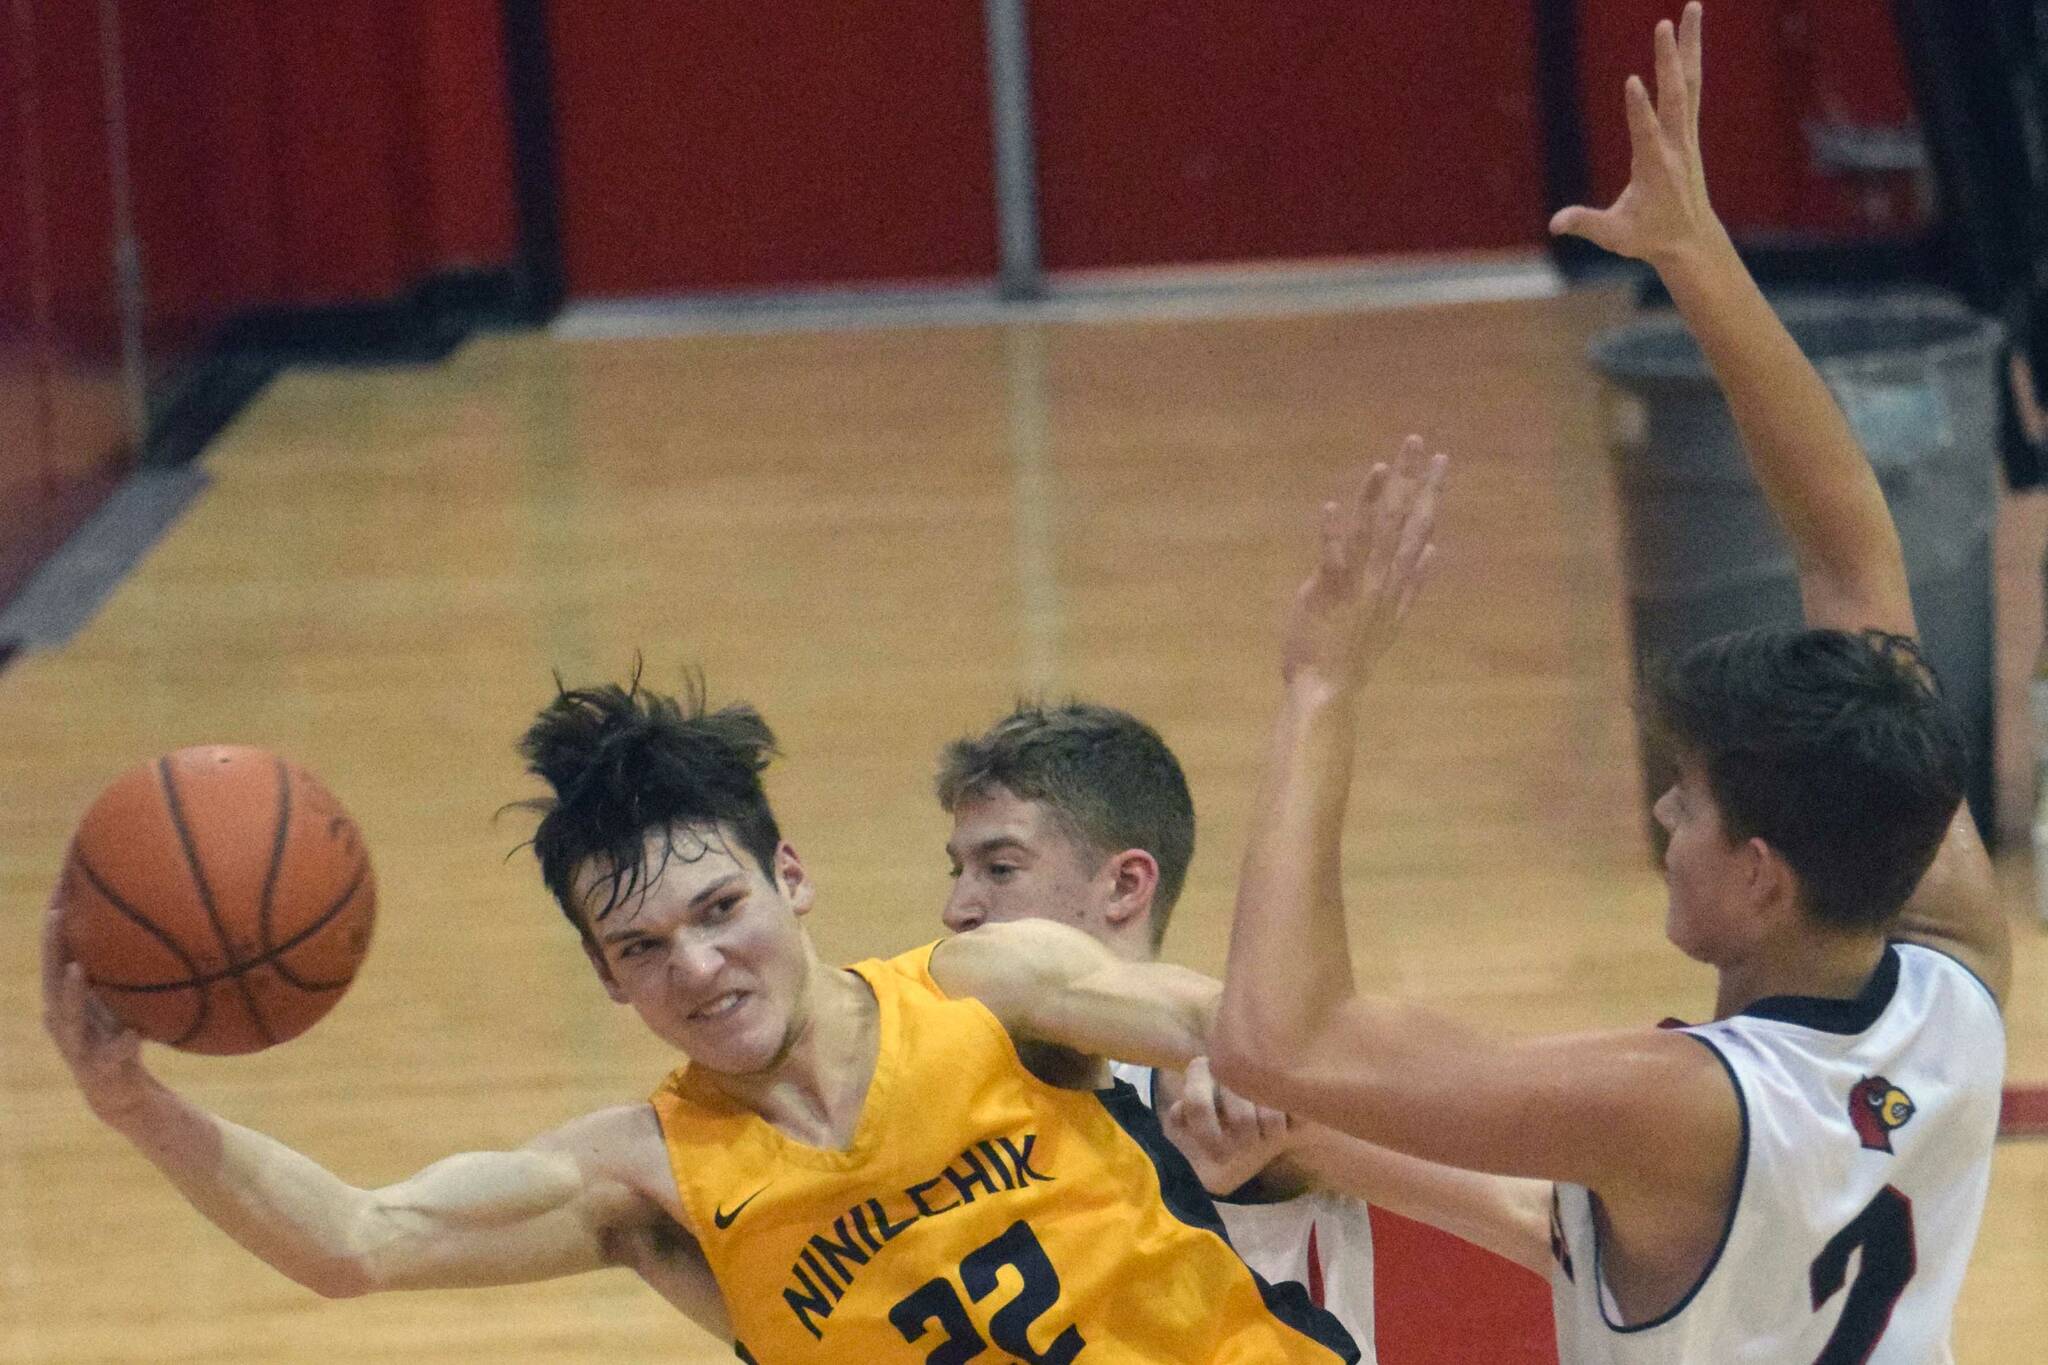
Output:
[713, 1185, 770, 1230]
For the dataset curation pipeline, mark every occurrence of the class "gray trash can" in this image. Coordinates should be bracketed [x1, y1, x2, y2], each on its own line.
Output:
[1590, 292, 2003, 847]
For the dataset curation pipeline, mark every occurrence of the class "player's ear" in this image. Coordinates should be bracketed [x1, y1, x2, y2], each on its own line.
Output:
[1102, 849, 1159, 928]
[1744, 836, 1801, 928]
[774, 842, 815, 916]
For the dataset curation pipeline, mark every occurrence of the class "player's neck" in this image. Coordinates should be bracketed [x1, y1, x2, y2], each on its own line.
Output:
[713, 965, 881, 1151]
[1710, 928, 1888, 1021]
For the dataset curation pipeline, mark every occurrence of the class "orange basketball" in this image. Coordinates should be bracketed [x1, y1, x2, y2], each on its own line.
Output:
[62, 745, 376, 1055]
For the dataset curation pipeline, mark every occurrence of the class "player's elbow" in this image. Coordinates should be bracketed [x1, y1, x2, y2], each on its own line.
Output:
[1209, 1004, 1304, 1108]
[288, 1253, 379, 1299]
[1207, 1031, 1262, 1097]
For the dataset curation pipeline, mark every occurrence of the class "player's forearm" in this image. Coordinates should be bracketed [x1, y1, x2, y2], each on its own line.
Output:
[1655, 230, 1910, 626]
[1042, 961, 1220, 1072]
[1218, 681, 1360, 1068]
[104, 1080, 383, 1296]
[1289, 1124, 1552, 1279]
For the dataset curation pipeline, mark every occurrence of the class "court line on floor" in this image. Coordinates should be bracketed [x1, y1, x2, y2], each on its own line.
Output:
[553, 256, 1566, 341]
[0, 465, 211, 654]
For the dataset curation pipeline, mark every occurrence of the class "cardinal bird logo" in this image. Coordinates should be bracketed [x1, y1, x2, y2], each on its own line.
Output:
[1848, 1076, 1916, 1153]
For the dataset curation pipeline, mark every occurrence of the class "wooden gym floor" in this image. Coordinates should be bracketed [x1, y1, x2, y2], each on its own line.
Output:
[1, 283, 2041, 1362]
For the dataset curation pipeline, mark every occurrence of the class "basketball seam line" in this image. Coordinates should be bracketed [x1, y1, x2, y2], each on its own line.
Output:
[158, 756, 279, 1048]
[254, 755, 342, 994]
[70, 849, 214, 1046]
[257, 754, 292, 979]
[86, 858, 371, 994]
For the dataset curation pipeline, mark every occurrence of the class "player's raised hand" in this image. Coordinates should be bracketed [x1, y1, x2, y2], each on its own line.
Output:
[1549, 3, 1715, 268]
[1282, 435, 1445, 694]
[41, 872, 149, 1123]
[1163, 1056, 1296, 1196]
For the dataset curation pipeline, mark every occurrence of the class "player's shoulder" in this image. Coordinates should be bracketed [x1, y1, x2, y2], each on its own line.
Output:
[1890, 937, 2005, 1019]
[1561, 1023, 1744, 1148]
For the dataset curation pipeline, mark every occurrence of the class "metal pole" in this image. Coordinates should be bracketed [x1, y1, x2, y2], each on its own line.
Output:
[98, 0, 151, 463]
[984, 0, 1044, 301]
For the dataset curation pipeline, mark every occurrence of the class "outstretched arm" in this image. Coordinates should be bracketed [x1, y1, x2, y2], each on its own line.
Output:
[1165, 1058, 1552, 1278]
[1210, 442, 1741, 1223]
[43, 890, 711, 1309]
[1552, 2, 2008, 1003]
[1286, 1123, 1553, 1280]
[1551, 5, 1907, 637]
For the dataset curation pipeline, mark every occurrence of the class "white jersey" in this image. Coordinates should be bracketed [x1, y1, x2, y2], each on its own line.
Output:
[1550, 942, 2004, 1364]
[1111, 1061, 1378, 1360]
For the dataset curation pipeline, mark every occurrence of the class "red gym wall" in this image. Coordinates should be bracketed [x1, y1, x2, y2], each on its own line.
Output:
[117, 0, 517, 353]
[1026, 3, 1548, 270]
[544, 0, 1001, 296]
[0, 0, 126, 611]
[0, 0, 1923, 615]
[0, 0, 517, 617]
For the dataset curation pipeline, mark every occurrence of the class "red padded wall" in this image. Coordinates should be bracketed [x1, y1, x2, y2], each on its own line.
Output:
[546, 1, 1000, 296]
[1, 1, 518, 614]
[120, 0, 517, 322]
[1027, 3, 1549, 271]
[0, 0, 127, 612]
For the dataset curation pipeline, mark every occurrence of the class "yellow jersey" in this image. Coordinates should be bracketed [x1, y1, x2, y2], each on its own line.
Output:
[650, 942, 1358, 1363]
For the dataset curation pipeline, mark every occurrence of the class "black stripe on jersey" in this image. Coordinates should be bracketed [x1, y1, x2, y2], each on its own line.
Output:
[1594, 1033, 1753, 1333]
[1094, 1078, 1361, 1363]
[1739, 944, 1898, 1035]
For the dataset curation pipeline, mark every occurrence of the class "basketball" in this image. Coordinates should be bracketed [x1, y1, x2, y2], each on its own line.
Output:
[61, 745, 377, 1055]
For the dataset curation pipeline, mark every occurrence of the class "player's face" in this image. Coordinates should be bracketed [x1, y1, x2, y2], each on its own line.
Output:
[1652, 763, 1751, 963]
[573, 825, 815, 1074]
[942, 788, 1116, 941]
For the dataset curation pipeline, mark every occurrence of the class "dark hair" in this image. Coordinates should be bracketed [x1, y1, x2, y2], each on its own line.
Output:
[515, 668, 782, 943]
[935, 700, 1195, 949]
[1646, 627, 1965, 932]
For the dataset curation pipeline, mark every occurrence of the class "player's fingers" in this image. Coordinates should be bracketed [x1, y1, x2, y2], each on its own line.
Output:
[49, 962, 90, 1053]
[40, 867, 76, 1003]
[1318, 499, 1348, 579]
[1383, 439, 1428, 532]
[1549, 205, 1628, 254]
[1328, 463, 1382, 588]
[1395, 433, 1429, 483]
[1254, 1104, 1292, 1144]
[1177, 1058, 1228, 1138]
[1549, 206, 1605, 244]
[1347, 463, 1390, 546]
[1681, 3, 1704, 126]
[1173, 1092, 1229, 1149]
[1623, 75, 1663, 172]
[1396, 543, 1441, 622]
[1392, 451, 1448, 579]
[1365, 437, 1428, 584]
[1653, 19, 1685, 134]
[1181, 1055, 1216, 1105]
[1213, 1082, 1263, 1135]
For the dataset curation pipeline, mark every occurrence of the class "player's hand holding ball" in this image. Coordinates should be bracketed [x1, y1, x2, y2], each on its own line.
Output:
[44, 746, 377, 1113]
